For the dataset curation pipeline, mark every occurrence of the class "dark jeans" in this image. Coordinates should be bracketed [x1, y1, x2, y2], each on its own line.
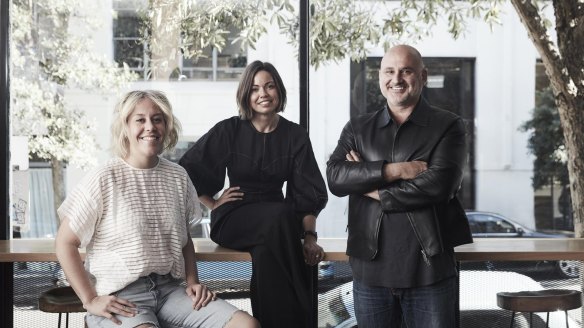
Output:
[353, 276, 457, 328]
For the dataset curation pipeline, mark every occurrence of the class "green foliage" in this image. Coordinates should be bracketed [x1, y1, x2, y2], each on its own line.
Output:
[9, 0, 507, 166]
[144, 0, 282, 73]
[141, 0, 505, 70]
[11, 0, 136, 169]
[306, 0, 382, 67]
[520, 87, 569, 189]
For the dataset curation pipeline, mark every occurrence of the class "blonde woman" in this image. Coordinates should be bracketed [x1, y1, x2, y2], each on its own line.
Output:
[55, 90, 258, 328]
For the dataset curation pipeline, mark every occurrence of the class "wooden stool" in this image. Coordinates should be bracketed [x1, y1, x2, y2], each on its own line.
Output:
[38, 286, 86, 328]
[497, 289, 582, 328]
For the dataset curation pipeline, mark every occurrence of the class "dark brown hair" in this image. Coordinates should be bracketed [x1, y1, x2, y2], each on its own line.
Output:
[236, 60, 287, 119]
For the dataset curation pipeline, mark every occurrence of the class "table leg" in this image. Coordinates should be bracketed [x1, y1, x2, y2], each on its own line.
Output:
[0, 262, 13, 327]
[311, 264, 318, 328]
[456, 261, 461, 328]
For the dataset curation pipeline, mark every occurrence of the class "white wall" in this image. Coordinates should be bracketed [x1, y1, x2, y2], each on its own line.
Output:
[311, 60, 352, 237]
[472, 4, 538, 228]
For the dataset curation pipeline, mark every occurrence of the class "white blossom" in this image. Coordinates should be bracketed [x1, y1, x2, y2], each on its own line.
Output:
[554, 145, 568, 164]
[567, 79, 578, 97]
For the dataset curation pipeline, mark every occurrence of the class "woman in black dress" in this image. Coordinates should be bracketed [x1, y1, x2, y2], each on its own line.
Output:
[179, 61, 328, 328]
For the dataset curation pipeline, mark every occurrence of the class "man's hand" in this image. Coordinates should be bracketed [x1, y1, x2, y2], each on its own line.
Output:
[346, 150, 428, 199]
[383, 161, 427, 181]
[345, 150, 380, 200]
[345, 150, 361, 162]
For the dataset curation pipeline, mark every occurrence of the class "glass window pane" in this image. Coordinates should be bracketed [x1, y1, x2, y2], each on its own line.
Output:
[113, 11, 142, 37]
[181, 46, 214, 80]
[114, 39, 145, 69]
[113, 8, 146, 74]
[181, 28, 247, 81]
[9, 2, 295, 324]
[9, 0, 297, 240]
[310, 2, 572, 241]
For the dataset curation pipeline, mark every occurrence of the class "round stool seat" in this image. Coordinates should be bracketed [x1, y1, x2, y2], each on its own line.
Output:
[38, 286, 85, 313]
[497, 289, 582, 313]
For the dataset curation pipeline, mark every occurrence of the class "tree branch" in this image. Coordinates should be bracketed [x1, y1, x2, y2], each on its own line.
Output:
[510, 0, 567, 94]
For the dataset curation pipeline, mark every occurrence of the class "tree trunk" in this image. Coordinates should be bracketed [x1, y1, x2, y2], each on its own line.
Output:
[551, 0, 584, 237]
[559, 97, 584, 237]
[511, 0, 584, 237]
[51, 158, 65, 228]
[149, 0, 181, 80]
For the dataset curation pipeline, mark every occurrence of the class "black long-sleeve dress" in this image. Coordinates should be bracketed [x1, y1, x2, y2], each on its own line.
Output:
[179, 116, 328, 328]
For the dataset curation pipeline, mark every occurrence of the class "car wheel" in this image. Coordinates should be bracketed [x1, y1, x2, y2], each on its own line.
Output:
[557, 260, 580, 278]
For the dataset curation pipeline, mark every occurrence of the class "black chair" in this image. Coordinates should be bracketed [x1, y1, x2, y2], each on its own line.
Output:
[497, 289, 582, 327]
[38, 286, 86, 328]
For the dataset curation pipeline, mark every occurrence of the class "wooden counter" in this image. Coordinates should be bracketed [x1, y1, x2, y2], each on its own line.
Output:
[3, 238, 584, 262]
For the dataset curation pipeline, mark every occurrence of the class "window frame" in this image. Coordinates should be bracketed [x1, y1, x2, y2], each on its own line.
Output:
[112, 6, 247, 82]
[112, 8, 149, 79]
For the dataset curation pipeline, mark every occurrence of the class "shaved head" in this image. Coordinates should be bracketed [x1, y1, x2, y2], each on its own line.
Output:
[378, 44, 427, 111]
[385, 45, 425, 71]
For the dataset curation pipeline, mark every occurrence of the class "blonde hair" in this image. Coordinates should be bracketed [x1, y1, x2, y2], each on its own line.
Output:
[111, 90, 181, 158]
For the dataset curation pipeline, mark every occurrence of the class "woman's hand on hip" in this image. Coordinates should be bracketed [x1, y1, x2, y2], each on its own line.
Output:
[84, 295, 136, 324]
[213, 186, 244, 210]
[303, 238, 325, 266]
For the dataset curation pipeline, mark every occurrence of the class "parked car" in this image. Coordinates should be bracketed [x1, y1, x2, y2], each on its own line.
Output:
[465, 210, 578, 279]
[317, 271, 580, 328]
[466, 211, 573, 238]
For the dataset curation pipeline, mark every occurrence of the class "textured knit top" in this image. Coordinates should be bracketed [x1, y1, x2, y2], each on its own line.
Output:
[57, 157, 202, 295]
[178, 116, 328, 222]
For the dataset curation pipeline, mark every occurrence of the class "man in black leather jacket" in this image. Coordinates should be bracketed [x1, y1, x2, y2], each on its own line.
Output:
[326, 44, 473, 328]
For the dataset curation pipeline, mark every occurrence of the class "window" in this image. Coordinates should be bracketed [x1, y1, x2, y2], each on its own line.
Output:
[112, 2, 246, 81]
[113, 8, 147, 76]
[484, 217, 515, 234]
[468, 213, 517, 234]
[180, 27, 247, 81]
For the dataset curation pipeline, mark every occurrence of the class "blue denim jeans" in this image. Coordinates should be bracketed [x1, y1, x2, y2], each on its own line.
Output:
[353, 276, 457, 328]
[85, 273, 239, 328]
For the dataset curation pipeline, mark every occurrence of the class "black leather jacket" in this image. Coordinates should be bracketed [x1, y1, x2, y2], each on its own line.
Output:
[327, 98, 473, 261]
